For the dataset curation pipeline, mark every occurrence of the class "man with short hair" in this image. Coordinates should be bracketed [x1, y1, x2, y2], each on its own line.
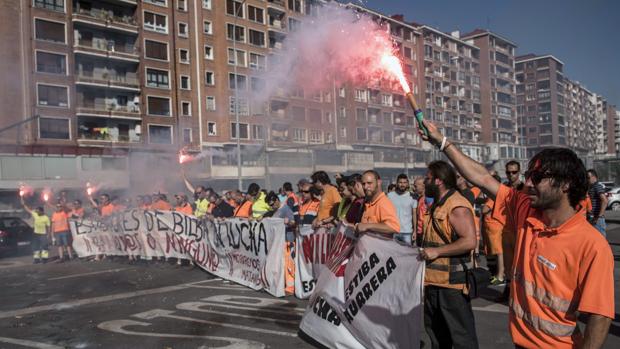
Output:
[193, 186, 210, 218]
[282, 182, 300, 224]
[355, 170, 400, 235]
[248, 183, 270, 218]
[311, 171, 341, 227]
[209, 193, 234, 219]
[587, 169, 608, 236]
[22, 199, 50, 264]
[505, 160, 523, 190]
[421, 120, 614, 349]
[299, 183, 321, 225]
[51, 203, 74, 262]
[174, 193, 193, 215]
[387, 173, 417, 245]
[419, 161, 479, 348]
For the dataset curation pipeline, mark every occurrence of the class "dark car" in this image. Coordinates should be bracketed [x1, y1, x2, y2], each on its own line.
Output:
[0, 217, 34, 256]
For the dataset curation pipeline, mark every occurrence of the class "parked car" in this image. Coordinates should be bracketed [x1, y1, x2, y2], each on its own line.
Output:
[0, 216, 33, 256]
[601, 181, 615, 191]
[605, 187, 620, 211]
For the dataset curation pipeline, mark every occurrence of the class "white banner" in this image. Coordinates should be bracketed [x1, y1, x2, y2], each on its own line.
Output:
[69, 210, 285, 297]
[300, 234, 425, 349]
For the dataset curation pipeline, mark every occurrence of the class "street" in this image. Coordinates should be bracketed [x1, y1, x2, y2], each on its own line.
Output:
[0, 222, 619, 349]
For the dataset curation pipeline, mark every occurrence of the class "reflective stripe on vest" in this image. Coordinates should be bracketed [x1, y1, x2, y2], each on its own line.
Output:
[514, 273, 575, 314]
[510, 298, 578, 338]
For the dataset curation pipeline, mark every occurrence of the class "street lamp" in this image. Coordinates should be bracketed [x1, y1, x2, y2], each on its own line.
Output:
[233, 0, 248, 191]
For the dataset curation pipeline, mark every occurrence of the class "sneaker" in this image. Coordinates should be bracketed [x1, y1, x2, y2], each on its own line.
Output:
[490, 276, 506, 286]
[33, 259, 40, 264]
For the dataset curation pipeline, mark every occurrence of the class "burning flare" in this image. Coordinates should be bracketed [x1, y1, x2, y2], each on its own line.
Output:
[86, 182, 97, 196]
[380, 53, 411, 94]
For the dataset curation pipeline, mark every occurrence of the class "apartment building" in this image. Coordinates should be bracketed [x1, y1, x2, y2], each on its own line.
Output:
[462, 29, 526, 169]
[564, 79, 597, 158]
[515, 54, 567, 157]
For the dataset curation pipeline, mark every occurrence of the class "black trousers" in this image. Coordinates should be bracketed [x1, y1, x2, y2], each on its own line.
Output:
[424, 285, 479, 349]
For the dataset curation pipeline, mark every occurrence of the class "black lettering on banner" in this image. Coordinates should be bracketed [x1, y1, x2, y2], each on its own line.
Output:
[311, 297, 341, 326]
[214, 222, 227, 248]
[302, 279, 316, 293]
[172, 212, 184, 235]
[226, 222, 240, 249]
[345, 252, 380, 300]
[122, 211, 138, 232]
[239, 222, 251, 250]
[144, 211, 154, 231]
[155, 211, 169, 232]
[343, 255, 398, 323]
[131, 210, 141, 230]
[256, 222, 268, 255]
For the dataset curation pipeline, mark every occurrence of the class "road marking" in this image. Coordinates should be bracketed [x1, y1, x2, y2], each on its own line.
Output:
[47, 268, 129, 281]
[0, 336, 64, 349]
[0, 260, 28, 269]
[176, 301, 302, 322]
[98, 319, 265, 349]
[473, 302, 509, 313]
[194, 301, 305, 316]
[0, 279, 221, 319]
[202, 295, 306, 313]
[130, 309, 297, 337]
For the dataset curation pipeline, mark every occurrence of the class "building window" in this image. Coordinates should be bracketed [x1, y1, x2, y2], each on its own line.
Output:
[144, 0, 167, 6]
[146, 68, 169, 88]
[205, 71, 215, 85]
[339, 87, 345, 97]
[289, 18, 301, 32]
[34, 0, 64, 12]
[203, 20, 212, 34]
[148, 125, 173, 144]
[145, 40, 168, 61]
[226, 0, 244, 17]
[204, 45, 214, 59]
[35, 51, 66, 75]
[144, 11, 167, 33]
[37, 84, 68, 107]
[34, 19, 65, 43]
[181, 101, 191, 116]
[183, 128, 192, 144]
[356, 128, 367, 141]
[356, 108, 367, 122]
[39, 117, 69, 139]
[179, 49, 189, 63]
[177, 0, 187, 11]
[250, 77, 264, 92]
[206, 96, 216, 111]
[381, 94, 393, 106]
[309, 130, 322, 144]
[354, 89, 368, 102]
[248, 29, 265, 46]
[293, 128, 306, 142]
[207, 122, 216, 136]
[147, 96, 171, 116]
[230, 123, 249, 139]
[248, 5, 264, 24]
[226, 24, 245, 42]
[249, 53, 266, 70]
[180, 75, 190, 90]
[252, 125, 264, 140]
[288, 0, 302, 13]
[228, 73, 247, 90]
[229, 97, 249, 116]
[178, 22, 188, 37]
[202, 0, 211, 9]
[227, 48, 246, 66]
[338, 107, 346, 118]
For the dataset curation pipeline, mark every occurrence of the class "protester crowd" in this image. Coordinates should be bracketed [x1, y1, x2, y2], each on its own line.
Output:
[19, 118, 615, 348]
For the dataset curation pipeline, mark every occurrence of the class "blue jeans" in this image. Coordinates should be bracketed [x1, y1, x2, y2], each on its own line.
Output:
[394, 233, 413, 246]
[593, 217, 607, 237]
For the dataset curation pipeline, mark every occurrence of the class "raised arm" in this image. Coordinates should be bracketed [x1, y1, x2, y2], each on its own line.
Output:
[21, 197, 33, 214]
[181, 168, 196, 194]
[421, 120, 500, 197]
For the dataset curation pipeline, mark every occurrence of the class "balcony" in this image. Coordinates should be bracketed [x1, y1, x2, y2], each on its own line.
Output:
[77, 115, 142, 143]
[76, 88, 140, 119]
[268, 31, 286, 50]
[74, 29, 139, 61]
[73, 2, 138, 33]
[267, 0, 286, 8]
[268, 7, 286, 32]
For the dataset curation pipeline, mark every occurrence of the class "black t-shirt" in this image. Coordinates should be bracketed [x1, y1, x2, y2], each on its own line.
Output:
[212, 201, 234, 218]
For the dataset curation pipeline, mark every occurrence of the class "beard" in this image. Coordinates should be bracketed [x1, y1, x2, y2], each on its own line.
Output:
[528, 188, 562, 210]
[425, 183, 439, 201]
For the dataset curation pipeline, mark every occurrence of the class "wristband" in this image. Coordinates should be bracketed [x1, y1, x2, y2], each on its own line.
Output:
[439, 137, 448, 151]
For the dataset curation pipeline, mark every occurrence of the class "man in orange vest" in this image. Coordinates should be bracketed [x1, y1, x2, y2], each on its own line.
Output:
[421, 120, 614, 349]
[419, 161, 479, 348]
[51, 203, 74, 262]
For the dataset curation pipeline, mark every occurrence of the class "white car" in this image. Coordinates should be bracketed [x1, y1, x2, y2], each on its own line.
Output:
[605, 187, 620, 211]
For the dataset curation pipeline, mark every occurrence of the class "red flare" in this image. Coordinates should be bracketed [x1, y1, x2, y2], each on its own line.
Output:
[380, 53, 411, 94]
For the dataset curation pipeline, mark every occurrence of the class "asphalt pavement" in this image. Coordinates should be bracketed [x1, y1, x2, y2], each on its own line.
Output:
[0, 222, 619, 348]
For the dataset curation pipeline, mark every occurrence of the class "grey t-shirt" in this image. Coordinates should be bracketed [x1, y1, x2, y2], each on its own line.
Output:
[387, 191, 418, 233]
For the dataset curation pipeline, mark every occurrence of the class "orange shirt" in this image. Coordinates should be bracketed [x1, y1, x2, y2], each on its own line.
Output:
[101, 203, 117, 217]
[151, 200, 172, 211]
[70, 208, 84, 219]
[51, 211, 69, 233]
[317, 184, 341, 220]
[234, 201, 253, 218]
[227, 198, 238, 209]
[299, 199, 320, 216]
[493, 184, 614, 348]
[361, 192, 400, 233]
[175, 204, 193, 216]
[483, 197, 504, 230]
[416, 196, 427, 235]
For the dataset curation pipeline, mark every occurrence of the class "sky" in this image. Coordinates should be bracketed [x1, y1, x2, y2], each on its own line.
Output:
[357, 0, 620, 108]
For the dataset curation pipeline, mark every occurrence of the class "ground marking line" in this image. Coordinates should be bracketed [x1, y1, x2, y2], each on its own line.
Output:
[473, 303, 509, 313]
[0, 278, 221, 319]
[47, 268, 129, 281]
[0, 336, 64, 349]
[176, 302, 302, 322]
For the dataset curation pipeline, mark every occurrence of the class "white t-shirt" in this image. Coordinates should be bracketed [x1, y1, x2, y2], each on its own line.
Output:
[387, 191, 418, 233]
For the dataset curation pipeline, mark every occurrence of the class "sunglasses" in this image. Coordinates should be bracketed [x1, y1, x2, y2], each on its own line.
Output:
[301, 190, 310, 193]
[524, 170, 552, 185]
[505, 171, 519, 175]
